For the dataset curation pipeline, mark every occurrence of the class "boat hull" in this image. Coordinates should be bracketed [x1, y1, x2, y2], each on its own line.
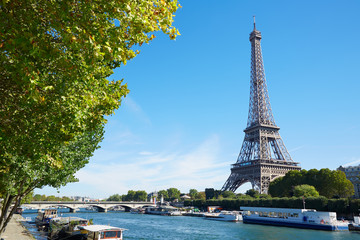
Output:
[243, 217, 348, 231]
[348, 224, 360, 231]
[206, 213, 242, 222]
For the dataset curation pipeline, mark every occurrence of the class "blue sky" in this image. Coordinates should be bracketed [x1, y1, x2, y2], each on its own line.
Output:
[36, 0, 360, 199]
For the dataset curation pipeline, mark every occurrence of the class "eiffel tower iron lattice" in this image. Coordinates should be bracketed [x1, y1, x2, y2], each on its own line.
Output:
[221, 20, 301, 194]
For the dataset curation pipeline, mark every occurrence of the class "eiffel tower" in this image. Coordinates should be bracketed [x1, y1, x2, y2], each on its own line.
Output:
[221, 19, 301, 194]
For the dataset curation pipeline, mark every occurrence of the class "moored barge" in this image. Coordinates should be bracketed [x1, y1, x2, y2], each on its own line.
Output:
[241, 207, 348, 231]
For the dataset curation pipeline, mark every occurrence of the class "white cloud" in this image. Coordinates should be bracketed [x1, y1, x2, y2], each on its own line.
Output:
[103, 128, 142, 146]
[73, 134, 231, 197]
[343, 158, 360, 167]
[288, 145, 305, 153]
[123, 97, 151, 125]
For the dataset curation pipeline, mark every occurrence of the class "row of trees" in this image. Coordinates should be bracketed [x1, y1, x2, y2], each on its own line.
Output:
[32, 194, 73, 202]
[0, 0, 180, 237]
[107, 188, 184, 202]
[268, 169, 354, 198]
[107, 190, 147, 202]
[204, 188, 268, 200]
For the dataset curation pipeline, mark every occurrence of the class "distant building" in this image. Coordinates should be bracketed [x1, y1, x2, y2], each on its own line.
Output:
[338, 165, 360, 198]
[69, 196, 92, 202]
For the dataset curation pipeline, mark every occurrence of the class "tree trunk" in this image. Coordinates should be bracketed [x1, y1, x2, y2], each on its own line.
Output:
[0, 193, 15, 237]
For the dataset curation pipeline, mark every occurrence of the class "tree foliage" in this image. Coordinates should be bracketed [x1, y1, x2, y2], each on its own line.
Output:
[30, 193, 73, 202]
[107, 194, 122, 201]
[205, 188, 215, 200]
[293, 184, 319, 198]
[189, 189, 198, 199]
[197, 192, 206, 200]
[167, 188, 181, 200]
[113, 190, 148, 201]
[158, 190, 169, 200]
[0, 0, 180, 236]
[220, 191, 236, 199]
[245, 189, 260, 198]
[268, 169, 354, 198]
[134, 190, 147, 201]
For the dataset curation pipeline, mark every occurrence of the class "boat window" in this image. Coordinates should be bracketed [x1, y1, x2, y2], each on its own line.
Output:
[101, 230, 120, 239]
[293, 213, 298, 218]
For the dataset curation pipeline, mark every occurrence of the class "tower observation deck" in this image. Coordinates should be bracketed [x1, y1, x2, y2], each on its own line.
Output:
[221, 20, 301, 194]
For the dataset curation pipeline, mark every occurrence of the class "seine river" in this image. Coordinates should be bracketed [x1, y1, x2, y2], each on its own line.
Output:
[23, 210, 359, 240]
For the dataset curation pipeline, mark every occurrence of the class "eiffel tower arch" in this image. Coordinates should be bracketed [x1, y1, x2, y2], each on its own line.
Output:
[222, 19, 301, 194]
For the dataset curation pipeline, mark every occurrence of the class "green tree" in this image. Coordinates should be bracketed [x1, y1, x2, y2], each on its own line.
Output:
[61, 196, 72, 202]
[0, 1, 180, 235]
[158, 190, 169, 200]
[245, 189, 259, 198]
[269, 168, 354, 198]
[167, 188, 181, 201]
[293, 184, 319, 197]
[46, 195, 57, 201]
[21, 191, 34, 204]
[33, 194, 45, 201]
[107, 194, 122, 201]
[221, 191, 236, 199]
[189, 189, 198, 199]
[125, 190, 136, 201]
[268, 177, 284, 197]
[331, 170, 354, 198]
[134, 191, 147, 201]
[197, 192, 206, 200]
[205, 188, 215, 200]
[311, 168, 333, 197]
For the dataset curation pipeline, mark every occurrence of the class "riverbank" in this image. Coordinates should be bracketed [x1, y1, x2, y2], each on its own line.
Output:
[2, 214, 34, 240]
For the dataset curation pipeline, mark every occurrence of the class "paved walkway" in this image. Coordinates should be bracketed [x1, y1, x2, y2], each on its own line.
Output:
[1, 214, 34, 240]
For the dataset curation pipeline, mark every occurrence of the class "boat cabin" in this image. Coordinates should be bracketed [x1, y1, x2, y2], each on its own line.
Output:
[79, 225, 127, 240]
[36, 209, 58, 224]
[145, 206, 181, 216]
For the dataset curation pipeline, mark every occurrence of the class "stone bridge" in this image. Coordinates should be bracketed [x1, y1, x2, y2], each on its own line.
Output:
[22, 201, 155, 212]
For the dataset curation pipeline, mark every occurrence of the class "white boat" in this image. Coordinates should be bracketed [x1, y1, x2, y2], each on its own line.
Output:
[205, 211, 242, 222]
[145, 206, 182, 216]
[79, 225, 127, 240]
[241, 206, 349, 231]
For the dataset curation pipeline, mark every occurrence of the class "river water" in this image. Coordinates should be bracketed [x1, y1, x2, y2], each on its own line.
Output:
[23, 210, 359, 240]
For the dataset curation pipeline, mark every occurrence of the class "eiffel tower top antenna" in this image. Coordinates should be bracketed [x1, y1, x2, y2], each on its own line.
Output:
[253, 15, 256, 30]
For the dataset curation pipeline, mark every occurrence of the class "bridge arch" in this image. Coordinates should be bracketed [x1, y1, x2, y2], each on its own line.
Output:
[22, 201, 156, 213]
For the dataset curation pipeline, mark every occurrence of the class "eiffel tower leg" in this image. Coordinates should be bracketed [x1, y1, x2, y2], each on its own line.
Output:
[221, 173, 248, 192]
[260, 176, 270, 194]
